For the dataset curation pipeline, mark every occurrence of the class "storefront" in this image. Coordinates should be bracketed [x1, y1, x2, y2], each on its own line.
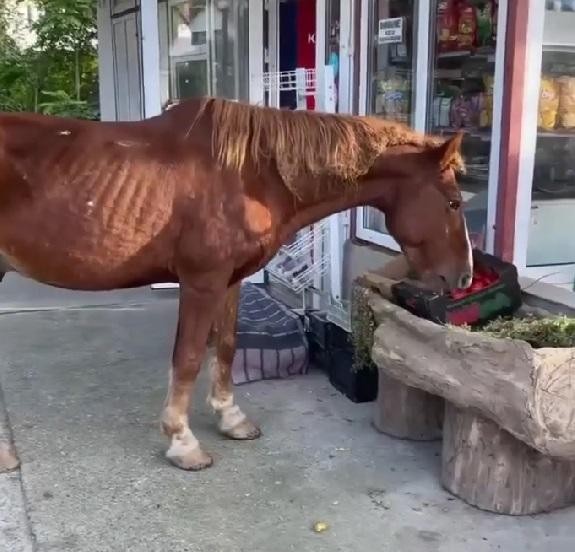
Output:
[96, 0, 575, 306]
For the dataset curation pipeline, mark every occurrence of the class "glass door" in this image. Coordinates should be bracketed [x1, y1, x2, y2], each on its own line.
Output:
[523, 2, 575, 291]
[427, 0, 501, 251]
[158, 0, 251, 107]
[357, 0, 420, 249]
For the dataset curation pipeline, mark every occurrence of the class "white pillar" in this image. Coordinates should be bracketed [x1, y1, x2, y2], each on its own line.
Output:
[96, 0, 117, 121]
[140, 0, 161, 118]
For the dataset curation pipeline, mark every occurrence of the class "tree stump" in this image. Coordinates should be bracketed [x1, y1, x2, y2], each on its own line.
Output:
[441, 403, 575, 515]
[373, 372, 444, 440]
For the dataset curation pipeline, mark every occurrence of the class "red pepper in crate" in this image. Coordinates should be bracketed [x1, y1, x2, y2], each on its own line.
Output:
[450, 265, 499, 299]
[391, 250, 522, 327]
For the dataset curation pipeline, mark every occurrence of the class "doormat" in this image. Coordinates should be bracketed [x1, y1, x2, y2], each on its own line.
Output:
[232, 283, 309, 385]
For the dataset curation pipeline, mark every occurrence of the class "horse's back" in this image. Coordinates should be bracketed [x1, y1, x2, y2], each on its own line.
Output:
[0, 112, 184, 289]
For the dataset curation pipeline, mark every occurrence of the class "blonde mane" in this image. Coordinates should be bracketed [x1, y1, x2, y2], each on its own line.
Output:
[197, 98, 464, 195]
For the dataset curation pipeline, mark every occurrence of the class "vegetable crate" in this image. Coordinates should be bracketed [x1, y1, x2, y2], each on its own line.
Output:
[391, 250, 522, 327]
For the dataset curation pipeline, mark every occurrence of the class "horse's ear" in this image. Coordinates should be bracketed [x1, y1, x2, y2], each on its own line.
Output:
[436, 132, 464, 172]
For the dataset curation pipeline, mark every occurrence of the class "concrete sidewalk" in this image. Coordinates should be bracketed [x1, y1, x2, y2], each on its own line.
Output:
[0, 279, 574, 551]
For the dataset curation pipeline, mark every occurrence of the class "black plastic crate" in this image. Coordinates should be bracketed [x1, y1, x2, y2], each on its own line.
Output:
[306, 311, 377, 402]
[328, 348, 378, 403]
[307, 311, 330, 349]
[391, 250, 522, 327]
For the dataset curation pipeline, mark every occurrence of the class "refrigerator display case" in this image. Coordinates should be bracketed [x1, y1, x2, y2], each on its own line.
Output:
[524, 3, 575, 290]
[427, 0, 499, 251]
[357, 0, 504, 254]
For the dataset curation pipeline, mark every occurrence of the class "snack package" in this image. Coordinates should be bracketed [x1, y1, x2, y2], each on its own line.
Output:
[538, 76, 559, 130]
[437, 0, 458, 53]
[439, 97, 452, 127]
[470, 93, 484, 127]
[457, 1, 477, 50]
[557, 76, 575, 128]
[432, 97, 442, 127]
[476, 1, 493, 47]
[492, 0, 498, 42]
[480, 75, 494, 127]
[450, 95, 474, 128]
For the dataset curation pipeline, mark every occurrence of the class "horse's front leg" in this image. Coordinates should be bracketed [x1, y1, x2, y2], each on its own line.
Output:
[207, 283, 261, 440]
[161, 275, 228, 471]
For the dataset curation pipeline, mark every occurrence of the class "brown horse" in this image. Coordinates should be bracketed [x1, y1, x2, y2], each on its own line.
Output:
[0, 98, 472, 471]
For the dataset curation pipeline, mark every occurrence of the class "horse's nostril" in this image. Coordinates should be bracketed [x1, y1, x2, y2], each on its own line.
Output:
[458, 273, 473, 289]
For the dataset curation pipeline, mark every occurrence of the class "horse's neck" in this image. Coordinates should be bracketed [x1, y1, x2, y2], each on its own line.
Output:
[277, 174, 398, 243]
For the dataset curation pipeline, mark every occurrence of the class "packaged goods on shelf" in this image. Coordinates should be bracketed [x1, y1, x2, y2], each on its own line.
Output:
[437, 0, 497, 53]
[538, 76, 560, 131]
[558, 76, 575, 128]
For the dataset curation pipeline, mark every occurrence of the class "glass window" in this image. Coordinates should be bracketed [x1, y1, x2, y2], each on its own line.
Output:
[526, 3, 575, 291]
[428, 0, 499, 251]
[362, 0, 418, 242]
[158, 0, 250, 108]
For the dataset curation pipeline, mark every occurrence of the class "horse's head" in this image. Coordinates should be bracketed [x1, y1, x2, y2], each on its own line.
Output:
[371, 132, 473, 291]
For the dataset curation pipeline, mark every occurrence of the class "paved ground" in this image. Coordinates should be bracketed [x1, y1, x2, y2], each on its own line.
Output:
[1, 275, 575, 552]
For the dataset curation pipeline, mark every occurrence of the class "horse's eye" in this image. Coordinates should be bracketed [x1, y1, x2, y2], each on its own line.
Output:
[448, 200, 461, 211]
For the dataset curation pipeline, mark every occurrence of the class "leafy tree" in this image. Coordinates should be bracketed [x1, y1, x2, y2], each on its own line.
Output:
[0, 0, 99, 118]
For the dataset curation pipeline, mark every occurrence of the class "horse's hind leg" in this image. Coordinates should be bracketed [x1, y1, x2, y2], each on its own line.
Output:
[207, 283, 261, 440]
[161, 273, 229, 471]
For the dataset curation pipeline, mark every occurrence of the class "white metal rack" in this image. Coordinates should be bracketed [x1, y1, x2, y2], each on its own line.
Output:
[258, 64, 351, 330]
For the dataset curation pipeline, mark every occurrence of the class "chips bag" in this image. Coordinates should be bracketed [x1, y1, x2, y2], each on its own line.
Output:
[480, 75, 494, 128]
[437, 0, 458, 53]
[557, 76, 575, 129]
[538, 77, 559, 130]
[457, 1, 477, 50]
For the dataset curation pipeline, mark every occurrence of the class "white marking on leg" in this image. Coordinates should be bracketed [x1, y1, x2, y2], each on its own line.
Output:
[166, 427, 200, 461]
[208, 393, 247, 432]
[207, 357, 247, 432]
[219, 405, 247, 433]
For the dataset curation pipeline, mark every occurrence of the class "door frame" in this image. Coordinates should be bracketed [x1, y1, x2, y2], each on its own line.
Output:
[111, 8, 145, 121]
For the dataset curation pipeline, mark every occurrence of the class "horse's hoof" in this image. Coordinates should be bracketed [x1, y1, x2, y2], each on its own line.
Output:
[223, 419, 262, 441]
[167, 447, 214, 471]
[0, 443, 19, 473]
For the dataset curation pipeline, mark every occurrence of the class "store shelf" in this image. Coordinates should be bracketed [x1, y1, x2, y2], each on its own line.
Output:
[437, 49, 495, 63]
[434, 127, 492, 142]
[538, 129, 575, 138]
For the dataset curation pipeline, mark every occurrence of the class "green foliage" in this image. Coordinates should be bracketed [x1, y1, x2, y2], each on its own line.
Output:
[38, 89, 96, 118]
[33, 0, 96, 52]
[0, 0, 99, 119]
[350, 287, 378, 372]
[470, 315, 575, 349]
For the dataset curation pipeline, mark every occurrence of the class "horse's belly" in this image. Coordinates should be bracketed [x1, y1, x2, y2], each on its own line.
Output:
[0, 228, 173, 290]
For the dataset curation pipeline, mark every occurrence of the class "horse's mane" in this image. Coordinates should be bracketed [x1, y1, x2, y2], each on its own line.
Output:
[191, 97, 464, 195]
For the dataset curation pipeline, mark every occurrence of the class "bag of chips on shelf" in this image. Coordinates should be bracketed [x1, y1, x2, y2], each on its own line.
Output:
[457, 1, 477, 50]
[451, 95, 474, 128]
[557, 76, 575, 129]
[476, 1, 493, 47]
[492, 0, 498, 42]
[439, 97, 452, 127]
[437, 0, 458, 53]
[538, 76, 559, 130]
[480, 75, 494, 128]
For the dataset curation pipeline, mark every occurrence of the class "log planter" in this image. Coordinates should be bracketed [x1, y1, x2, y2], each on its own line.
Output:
[364, 288, 575, 516]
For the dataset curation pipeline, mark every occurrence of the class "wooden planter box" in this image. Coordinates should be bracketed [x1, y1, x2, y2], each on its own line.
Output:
[367, 292, 575, 516]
